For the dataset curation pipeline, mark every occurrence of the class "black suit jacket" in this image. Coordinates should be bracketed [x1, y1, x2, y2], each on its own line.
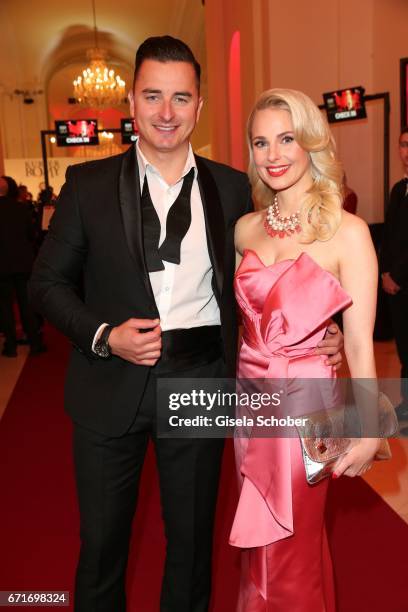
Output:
[0, 197, 36, 277]
[379, 178, 408, 289]
[30, 146, 252, 435]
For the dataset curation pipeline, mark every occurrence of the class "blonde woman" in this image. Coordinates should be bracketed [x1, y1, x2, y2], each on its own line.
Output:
[229, 89, 380, 611]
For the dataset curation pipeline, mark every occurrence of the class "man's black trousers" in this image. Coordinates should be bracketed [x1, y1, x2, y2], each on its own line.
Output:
[73, 357, 226, 612]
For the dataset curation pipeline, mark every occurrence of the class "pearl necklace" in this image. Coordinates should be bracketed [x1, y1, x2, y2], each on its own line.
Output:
[264, 195, 301, 238]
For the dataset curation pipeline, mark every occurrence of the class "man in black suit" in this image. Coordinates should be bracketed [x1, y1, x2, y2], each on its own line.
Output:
[0, 175, 44, 356]
[380, 126, 408, 419]
[30, 37, 343, 612]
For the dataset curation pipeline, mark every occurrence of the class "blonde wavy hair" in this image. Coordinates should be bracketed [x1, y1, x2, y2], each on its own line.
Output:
[248, 88, 343, 242]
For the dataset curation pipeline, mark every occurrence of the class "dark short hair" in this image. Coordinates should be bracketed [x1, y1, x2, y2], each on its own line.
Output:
[400, 126, 408, 140]
[1, 175, 18, 200]
[133, 35, 201, 90]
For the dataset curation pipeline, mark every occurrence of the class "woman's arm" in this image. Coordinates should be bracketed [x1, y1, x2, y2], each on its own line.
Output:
[333, 213, 381, 478]
[339, 214, 378, 379]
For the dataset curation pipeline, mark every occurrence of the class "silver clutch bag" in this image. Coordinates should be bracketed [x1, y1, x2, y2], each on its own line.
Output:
[297, 392, 398, 484]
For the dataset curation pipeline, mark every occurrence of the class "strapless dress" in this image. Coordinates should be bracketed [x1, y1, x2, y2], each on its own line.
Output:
[230, 249, 352, 612]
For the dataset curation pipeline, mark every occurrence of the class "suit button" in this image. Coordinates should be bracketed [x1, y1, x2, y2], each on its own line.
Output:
[148, 304, 156, 314]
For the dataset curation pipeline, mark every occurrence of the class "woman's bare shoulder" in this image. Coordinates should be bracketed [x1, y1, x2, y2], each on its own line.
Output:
[235, 210, 264, 235]
[332, 210, 375, 271]
[335, 210, 371, 245]
[235, 210, 264, 252]
[236, 209, 263, 226]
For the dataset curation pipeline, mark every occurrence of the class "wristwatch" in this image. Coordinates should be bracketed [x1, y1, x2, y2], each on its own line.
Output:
[94, 325, 114, 359]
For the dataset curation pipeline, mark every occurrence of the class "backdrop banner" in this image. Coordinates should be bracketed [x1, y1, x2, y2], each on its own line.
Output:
[4, 157, 88, 197]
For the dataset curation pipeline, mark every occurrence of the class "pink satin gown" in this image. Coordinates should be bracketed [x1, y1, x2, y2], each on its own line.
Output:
[230, 249, 352, 612]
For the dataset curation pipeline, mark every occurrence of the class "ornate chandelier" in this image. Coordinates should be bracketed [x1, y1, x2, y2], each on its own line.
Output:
[73, 0, 126, 108]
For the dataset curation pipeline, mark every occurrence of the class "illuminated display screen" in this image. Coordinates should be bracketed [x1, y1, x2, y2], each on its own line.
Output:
[55, 119, 99, 146]
[121, 118, 138, 144]
[323, 87, 367, 123]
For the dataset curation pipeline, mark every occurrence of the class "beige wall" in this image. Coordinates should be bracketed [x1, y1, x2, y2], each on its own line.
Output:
[374, 0, 408, 187]
[204, 0, 408, 223]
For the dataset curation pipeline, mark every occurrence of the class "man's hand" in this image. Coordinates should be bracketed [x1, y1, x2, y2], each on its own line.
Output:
[109, 318, 161, 366]
[381, 272, 400, 295]
[315, 322, 343, 370]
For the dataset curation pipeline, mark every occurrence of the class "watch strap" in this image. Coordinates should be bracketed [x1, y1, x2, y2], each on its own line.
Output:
[99, 324, 113, 345]
[94, 324, 114, 358]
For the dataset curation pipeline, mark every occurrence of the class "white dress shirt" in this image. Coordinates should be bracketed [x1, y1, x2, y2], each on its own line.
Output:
[93, 140, 220, 349]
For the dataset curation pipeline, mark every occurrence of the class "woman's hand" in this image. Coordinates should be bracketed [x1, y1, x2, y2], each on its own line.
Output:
[332, 438, 382, 478]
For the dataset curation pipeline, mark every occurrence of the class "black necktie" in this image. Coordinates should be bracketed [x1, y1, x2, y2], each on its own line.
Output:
[141, 167, 195, 272]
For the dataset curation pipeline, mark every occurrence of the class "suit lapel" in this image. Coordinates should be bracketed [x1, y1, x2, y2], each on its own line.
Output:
[195, 155, 225, 299]
[119, 145, 155, 302]
[118, 148, 226, 304]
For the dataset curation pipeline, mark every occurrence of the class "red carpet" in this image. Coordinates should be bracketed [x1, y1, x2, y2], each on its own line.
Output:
[1, 325, 407, 611]
[326, 475, 408, 612]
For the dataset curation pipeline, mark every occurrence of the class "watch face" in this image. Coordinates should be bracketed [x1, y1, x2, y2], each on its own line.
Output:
[95, 340, 110, 358]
